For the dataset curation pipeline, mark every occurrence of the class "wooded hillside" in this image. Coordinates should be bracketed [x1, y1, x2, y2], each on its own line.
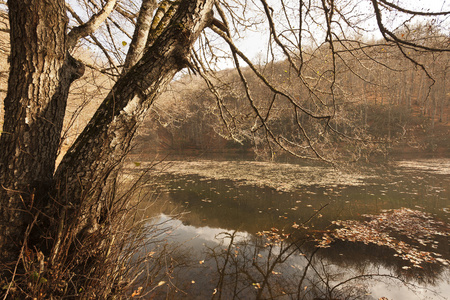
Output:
[1, 14, 448, 161]
[136, 33, 449, 159]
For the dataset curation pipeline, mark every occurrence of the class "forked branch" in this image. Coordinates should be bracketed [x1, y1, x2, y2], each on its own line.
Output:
[67, 0, 118, 50]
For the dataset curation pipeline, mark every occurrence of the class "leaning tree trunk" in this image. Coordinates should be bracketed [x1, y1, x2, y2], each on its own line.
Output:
[0, 0, 214, 284]
[53, 0, 215, 243]
[0, 0, 83, 267]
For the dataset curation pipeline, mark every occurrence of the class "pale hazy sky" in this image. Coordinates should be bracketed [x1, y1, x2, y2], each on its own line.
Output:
[66, 0, 449, 69]
[230, 0, 450, 66]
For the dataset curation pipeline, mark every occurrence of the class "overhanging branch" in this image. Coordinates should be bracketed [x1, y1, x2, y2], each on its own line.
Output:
[67, 0, 118, 50]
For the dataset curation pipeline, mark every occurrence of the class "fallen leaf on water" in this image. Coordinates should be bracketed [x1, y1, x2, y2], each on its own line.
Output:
[131, 287, 142, 297]
[272, 271, 281, 275]
[157, 281, 166, 287]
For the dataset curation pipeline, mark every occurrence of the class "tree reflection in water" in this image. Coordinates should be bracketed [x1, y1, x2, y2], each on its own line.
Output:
[204, 232, 441, 299]
[132, 211, 448, 300]
[122, 158, 449, 299]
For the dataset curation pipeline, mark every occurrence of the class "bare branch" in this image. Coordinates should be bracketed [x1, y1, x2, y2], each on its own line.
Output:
[116, 4, 138, 24]
[371, 0, 450, 52]
[378, 0, 450, 16]
[210, 25, 331, 121]
[123, 0, 157, 72]
[67, 0, 118, 50]
[66, 4, 120, 74]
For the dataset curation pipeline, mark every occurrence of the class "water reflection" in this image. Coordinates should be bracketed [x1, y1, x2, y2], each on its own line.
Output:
[127, 158, 449, 299]
[141, 214, 449, 299]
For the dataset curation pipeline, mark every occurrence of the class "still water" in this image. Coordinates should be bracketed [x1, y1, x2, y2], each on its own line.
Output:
[127, 157, 449, 299]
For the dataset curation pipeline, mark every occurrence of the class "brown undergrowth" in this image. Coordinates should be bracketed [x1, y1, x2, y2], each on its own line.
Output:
[0, 161, 177, 299]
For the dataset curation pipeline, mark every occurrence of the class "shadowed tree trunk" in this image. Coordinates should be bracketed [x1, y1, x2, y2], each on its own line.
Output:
[54, 0, 215, 249]
[0, 0, 83, 267]
[0, 0, 214, 281]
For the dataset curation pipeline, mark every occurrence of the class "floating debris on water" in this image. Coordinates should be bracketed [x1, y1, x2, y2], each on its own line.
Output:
[395, 159, 450, 175]
[315, 208, 450, 268]
[151, 160, 373, 192]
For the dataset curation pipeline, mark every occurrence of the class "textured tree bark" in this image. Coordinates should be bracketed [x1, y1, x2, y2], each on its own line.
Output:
[0, 0, 214, 281]
[0, 0, 76, 266]
[122, 0, 158, 72]
[54, 0, 214, 240]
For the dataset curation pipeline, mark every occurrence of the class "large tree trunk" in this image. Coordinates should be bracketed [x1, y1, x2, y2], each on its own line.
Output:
[0, 0, 214, 282]
[54, 0, 214, 241]
[0, 0, 82, 267]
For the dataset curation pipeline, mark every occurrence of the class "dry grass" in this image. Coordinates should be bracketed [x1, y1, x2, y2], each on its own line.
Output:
[0, 162, 179, 299]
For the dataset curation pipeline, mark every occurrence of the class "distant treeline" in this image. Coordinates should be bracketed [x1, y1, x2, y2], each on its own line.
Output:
[136, 29, 449, 159]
